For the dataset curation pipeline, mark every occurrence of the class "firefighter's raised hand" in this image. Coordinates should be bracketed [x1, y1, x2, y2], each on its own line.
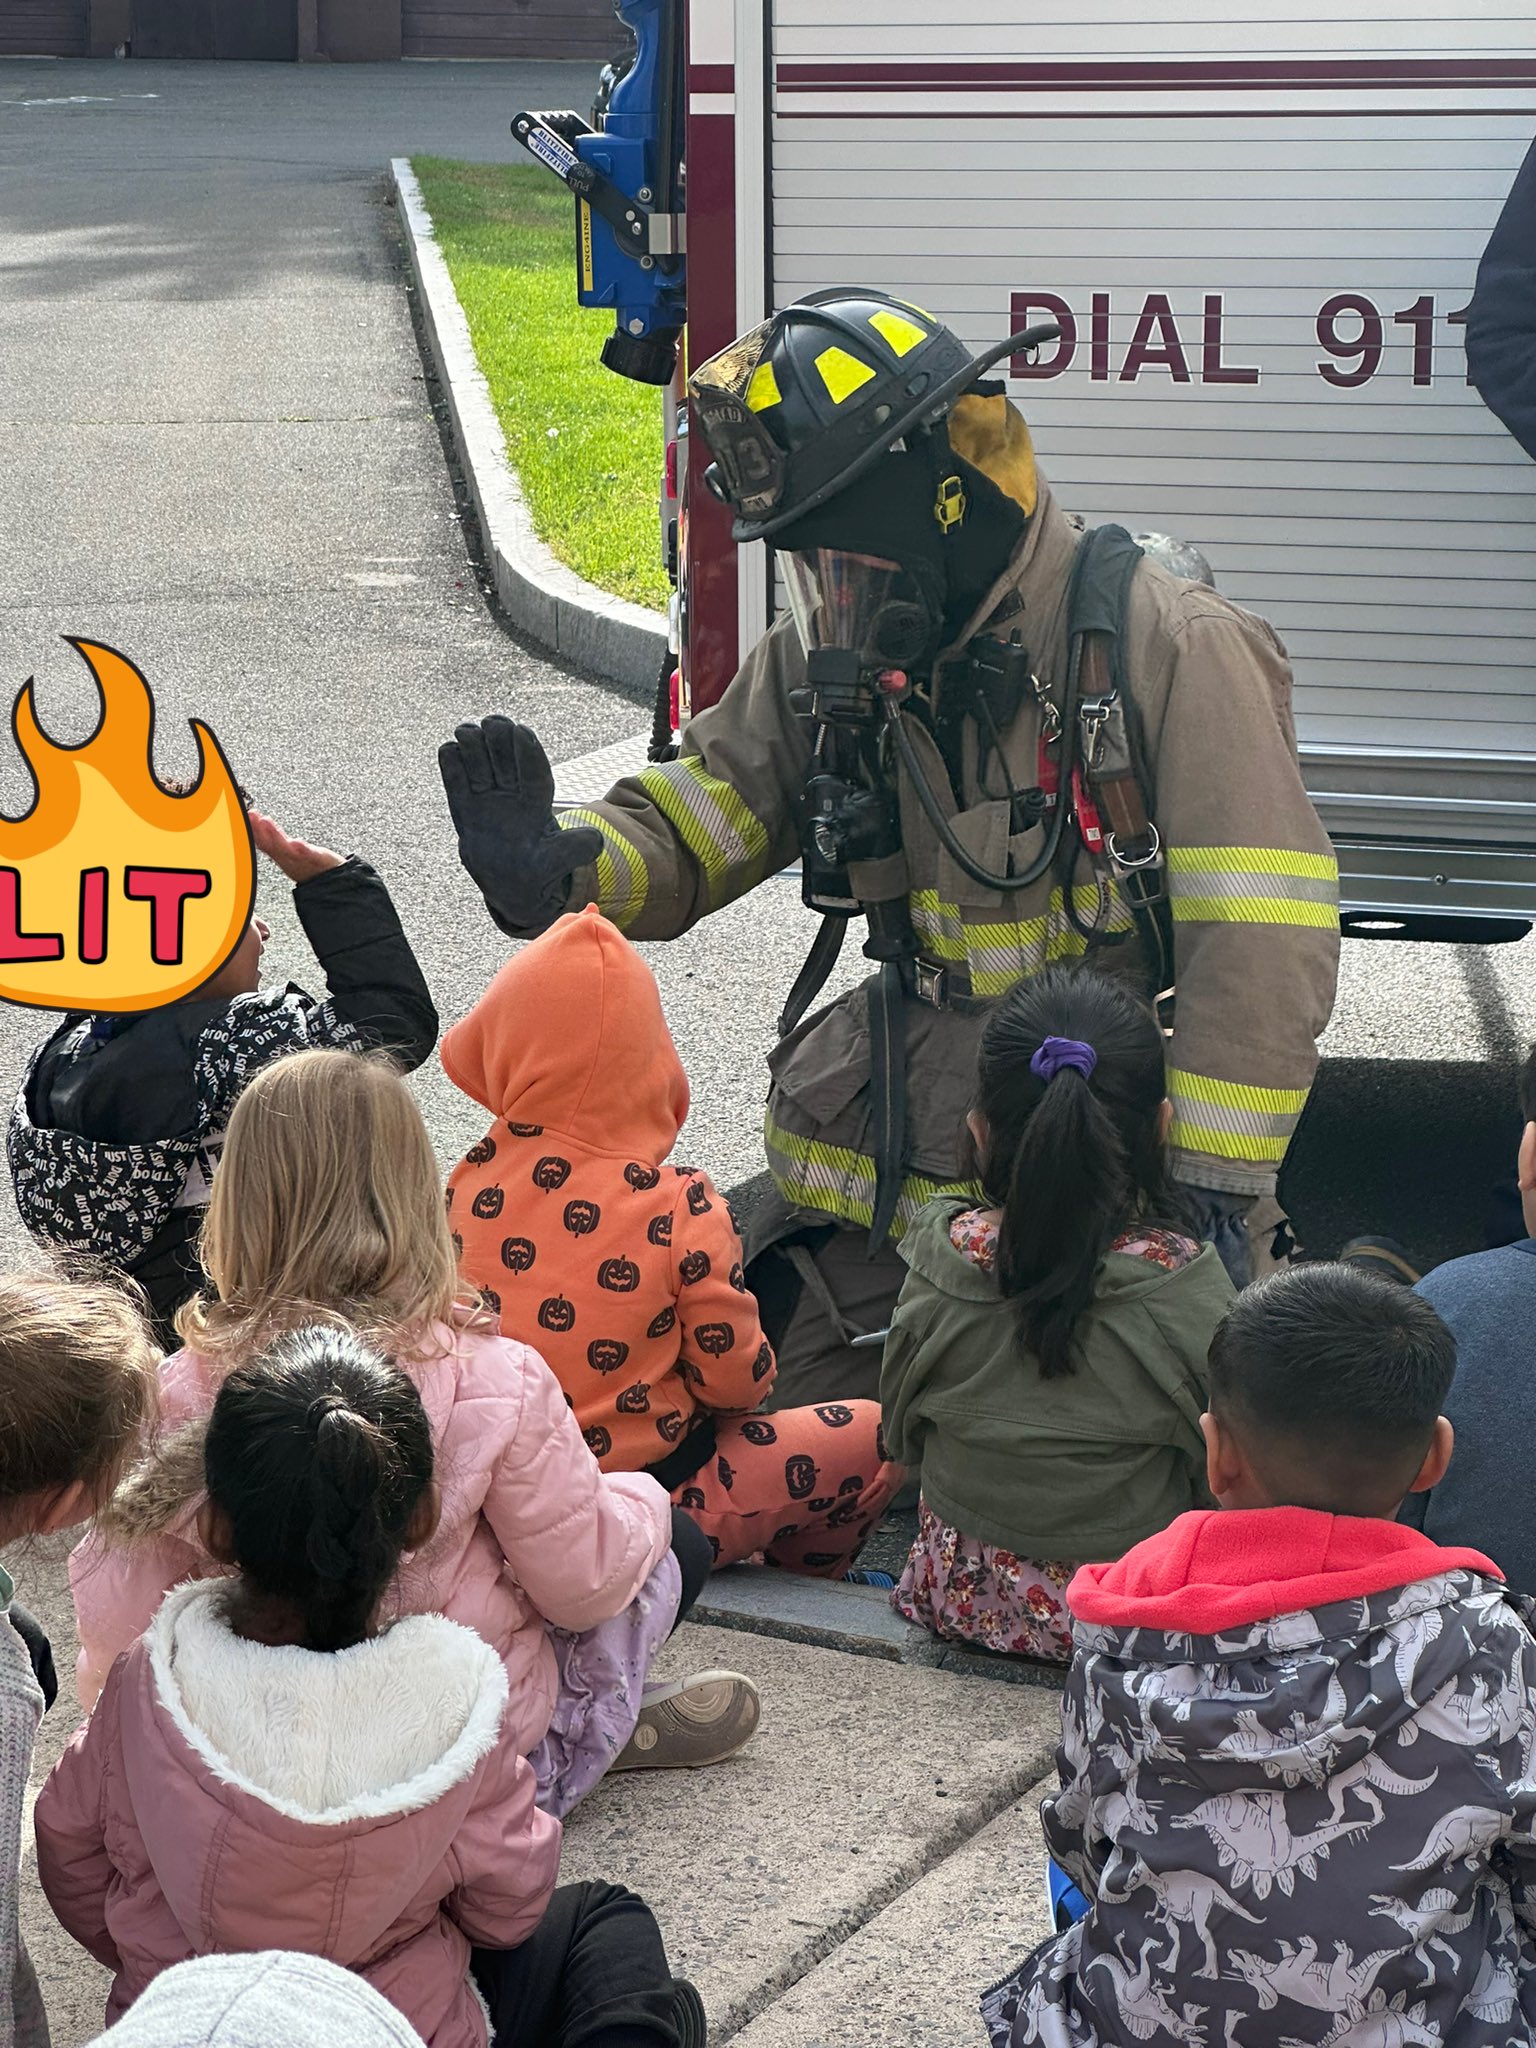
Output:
[438, 717, 604, 939]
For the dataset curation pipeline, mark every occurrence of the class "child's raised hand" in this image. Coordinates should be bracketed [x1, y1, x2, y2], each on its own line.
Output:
[248, 809, 344, 884]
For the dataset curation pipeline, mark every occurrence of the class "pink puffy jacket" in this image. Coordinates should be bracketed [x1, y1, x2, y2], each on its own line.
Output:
[37, 1582, 559, 2048]
[70, 1320, 674, 1747]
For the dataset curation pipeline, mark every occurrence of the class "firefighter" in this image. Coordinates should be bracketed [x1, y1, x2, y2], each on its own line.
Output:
[1466, 134, 1536, 462]
[440, 290, 1340, 1409]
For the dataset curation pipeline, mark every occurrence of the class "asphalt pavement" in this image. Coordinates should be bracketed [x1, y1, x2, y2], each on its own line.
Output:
[1, 52, 1535, 2048]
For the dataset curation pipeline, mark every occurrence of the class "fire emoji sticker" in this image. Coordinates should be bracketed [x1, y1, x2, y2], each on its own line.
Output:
[0, 640, 254, 1013]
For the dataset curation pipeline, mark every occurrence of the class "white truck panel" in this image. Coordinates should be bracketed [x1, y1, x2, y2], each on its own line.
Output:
[763, 16, 1536, 908]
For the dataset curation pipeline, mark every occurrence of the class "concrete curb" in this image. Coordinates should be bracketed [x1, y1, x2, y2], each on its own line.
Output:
[390, 157, 670, 692]
[695, 1567, 1067, 1692]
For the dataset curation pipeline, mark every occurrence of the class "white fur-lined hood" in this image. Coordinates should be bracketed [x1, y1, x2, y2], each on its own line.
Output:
[146, 1581, 508, 1825]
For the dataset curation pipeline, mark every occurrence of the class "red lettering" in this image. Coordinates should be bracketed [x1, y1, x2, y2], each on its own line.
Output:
[1201, 294, 1259, 385]
[1119, 294, 1191, 384]
[78, 867, 108, 965]
[125, 867, 210, 966]
[1009, 292, 1076, 378]
[1317, 293, 1383, 388]
[0, 869, 63, 963]
[1392, 295, 1436, 387]
[1090, 291, 1111, 382]
[1446, 302, 1474, 384]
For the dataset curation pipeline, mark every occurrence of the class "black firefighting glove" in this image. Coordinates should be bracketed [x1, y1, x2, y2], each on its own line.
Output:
[438, 717, 603, 939]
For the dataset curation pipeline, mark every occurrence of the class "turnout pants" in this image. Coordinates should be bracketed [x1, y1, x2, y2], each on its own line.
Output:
[746, 1220, 908, 1410]
[672, 1403, 901, 1575]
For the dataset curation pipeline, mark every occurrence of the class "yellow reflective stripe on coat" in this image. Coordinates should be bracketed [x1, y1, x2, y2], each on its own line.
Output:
[1167, 1067, 1310, 1165]
[764, 1114, 960, 1240]
[1168, 845, 1339, 930]
[560, 809, 649, 931]
[634, 757, 770, 908]
[908, 883, 1135, 996]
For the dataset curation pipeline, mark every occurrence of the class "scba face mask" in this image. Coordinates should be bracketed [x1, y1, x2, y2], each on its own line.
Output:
[781, 548, 942, 677]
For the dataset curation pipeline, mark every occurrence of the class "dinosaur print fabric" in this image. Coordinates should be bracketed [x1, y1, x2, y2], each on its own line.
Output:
[986, 1559, 1536, 2047]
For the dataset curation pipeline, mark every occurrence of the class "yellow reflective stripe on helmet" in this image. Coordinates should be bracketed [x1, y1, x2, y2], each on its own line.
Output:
[814, 346, 877, 405]
[560, 809, 648, 931]
[764, 1114, 960, 1240]
[868, 308, 928, 358]
[746, 362, 781, 412]
[634, 757, 769, 907]
[1168, 845, 1339, 930]
[1167, 1068, 1308, 1165]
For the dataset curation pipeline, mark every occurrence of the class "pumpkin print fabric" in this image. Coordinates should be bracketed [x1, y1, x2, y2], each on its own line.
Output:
[452, 1127, 767, 1472]
[441, 906, 902, 1573]
[673, 1402, 902, 1577]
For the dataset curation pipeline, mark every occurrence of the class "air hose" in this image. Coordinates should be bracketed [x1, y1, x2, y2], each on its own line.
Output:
[880, 630, 1084, 893]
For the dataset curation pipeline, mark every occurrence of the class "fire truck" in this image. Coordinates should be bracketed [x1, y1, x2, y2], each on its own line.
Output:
[514, 0, 1536, 940]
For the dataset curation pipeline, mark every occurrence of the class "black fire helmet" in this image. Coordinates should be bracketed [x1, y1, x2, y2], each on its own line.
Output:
[687, 288, 1056, 543]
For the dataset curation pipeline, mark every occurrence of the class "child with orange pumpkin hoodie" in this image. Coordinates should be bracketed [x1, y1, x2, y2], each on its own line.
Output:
[444, 906, 901, 1576]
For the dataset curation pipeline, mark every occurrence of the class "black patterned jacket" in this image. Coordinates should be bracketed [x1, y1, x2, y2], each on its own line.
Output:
[985, 1509, 1536, 2048]
[7, 857, 437, 1337]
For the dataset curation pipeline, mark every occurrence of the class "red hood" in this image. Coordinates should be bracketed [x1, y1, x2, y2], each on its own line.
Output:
[1069, 1508, 1502, 1634]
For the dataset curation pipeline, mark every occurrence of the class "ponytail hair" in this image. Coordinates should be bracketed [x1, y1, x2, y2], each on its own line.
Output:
[968, 964, 1177, 1379]
[203, 1326, 434, 1653]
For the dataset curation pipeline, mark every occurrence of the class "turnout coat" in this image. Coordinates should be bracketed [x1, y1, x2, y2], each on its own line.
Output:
[987, 1510, 1536, 2048]
[554, 415, 1338, 1233]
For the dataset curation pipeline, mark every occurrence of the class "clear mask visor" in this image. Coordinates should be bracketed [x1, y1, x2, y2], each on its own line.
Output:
[781, 549, 937, 672]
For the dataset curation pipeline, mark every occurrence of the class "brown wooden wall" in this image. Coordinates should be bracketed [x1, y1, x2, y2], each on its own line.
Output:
[401, 0, 620, 61]
[0, 0, 87, 53]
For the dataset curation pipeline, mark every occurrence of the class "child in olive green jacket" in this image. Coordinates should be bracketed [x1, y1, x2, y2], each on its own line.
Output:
[881, 966, 1234, 1661]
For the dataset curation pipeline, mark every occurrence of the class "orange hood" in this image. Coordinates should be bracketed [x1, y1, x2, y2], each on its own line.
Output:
[440, 905, 690, 1161]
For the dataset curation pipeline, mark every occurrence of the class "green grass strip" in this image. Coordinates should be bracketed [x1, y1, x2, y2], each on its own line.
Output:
[411, 156, 667, 612]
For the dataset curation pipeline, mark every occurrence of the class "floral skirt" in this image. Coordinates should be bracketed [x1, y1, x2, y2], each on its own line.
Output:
[893, 1497, 1075, 1663]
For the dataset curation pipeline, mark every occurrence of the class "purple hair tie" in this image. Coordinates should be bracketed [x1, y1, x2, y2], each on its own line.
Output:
[1031, 1036, 1098, 1083]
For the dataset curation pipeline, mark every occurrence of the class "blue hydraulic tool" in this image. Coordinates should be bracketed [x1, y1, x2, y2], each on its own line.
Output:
[510, 0, 686, 386]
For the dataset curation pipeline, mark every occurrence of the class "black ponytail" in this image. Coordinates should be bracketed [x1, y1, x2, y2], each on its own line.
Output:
[203, 1327, 434, 1653]
[969, 964, 1177, 1379]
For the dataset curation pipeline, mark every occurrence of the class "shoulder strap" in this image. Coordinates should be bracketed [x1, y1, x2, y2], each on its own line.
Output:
[1066, 523, 1144, 688]
[1067, 527, 1175, 999]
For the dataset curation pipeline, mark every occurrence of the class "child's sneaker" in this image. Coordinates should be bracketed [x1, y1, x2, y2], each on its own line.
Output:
[613, 1670, 760, 1772]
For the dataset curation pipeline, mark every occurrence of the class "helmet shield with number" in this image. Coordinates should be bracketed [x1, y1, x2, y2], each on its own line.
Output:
[689, 288, 1049, 543]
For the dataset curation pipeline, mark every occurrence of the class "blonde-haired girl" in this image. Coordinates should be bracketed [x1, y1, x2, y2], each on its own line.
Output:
[72, 1048, 757, 1812]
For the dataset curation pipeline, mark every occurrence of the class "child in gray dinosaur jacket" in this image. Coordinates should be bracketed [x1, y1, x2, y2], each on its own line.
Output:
[986, 1261, 1536, 2048]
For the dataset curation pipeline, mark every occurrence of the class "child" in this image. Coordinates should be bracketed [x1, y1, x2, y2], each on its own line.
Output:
[86, 1951, 430, 2048]
[86, 1951, 429, 2048]
[70, 1047, 757, 1798]
[40, 1330, 703, 2048]
[985, 1263, 1536, 2048]
[1400, 1040, 1536, 1592]
[0, 1270, 159, 2048]
[443, 906, 901, 1576]
[8, 807, 438, 1347]
[881, 965, 1233, 1662]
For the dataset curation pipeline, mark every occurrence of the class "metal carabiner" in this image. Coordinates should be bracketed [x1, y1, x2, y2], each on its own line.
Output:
[1106, 822, 1163, 871]
[1078, 696, 1111, 772]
